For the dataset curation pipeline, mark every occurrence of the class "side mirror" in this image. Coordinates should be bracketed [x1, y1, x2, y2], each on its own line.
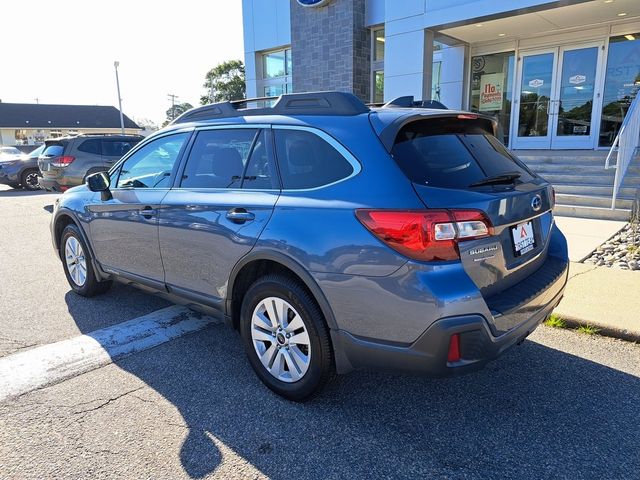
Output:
[87, 171, 110, 192]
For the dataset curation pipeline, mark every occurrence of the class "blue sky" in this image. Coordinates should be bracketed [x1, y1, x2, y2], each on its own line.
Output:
[0, 0, 244, 124]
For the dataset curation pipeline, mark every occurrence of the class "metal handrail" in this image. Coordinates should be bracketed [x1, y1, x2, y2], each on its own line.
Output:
[605, 91, 640, 209]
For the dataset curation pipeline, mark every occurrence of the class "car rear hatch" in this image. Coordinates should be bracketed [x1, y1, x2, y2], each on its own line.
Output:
[384, 114, 557, 331]
[38, 140, 68, 178]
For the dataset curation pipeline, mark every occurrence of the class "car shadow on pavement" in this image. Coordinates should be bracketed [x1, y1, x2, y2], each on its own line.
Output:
[100, 323, 639, 479]
[64, 285, 170, 333]
[0, 188, 52, 197]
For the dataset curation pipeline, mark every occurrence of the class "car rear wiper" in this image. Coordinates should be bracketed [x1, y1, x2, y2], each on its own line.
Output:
[468, 172, 521, 188]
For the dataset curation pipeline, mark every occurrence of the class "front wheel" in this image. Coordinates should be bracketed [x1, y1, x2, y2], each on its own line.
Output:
[21, 168, 40, 190]
[60, 224, 112, 297]
[240, 275, 335, 401]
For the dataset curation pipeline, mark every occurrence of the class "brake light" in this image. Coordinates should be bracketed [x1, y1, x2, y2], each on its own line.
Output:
[457, 114, 478, 120]
[447, 333, 461, 363]
[51, 156, 75, 167]
[355, 209, 493, 262]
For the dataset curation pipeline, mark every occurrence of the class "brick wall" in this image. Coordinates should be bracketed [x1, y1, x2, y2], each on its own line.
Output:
[290, 0, 370, 101]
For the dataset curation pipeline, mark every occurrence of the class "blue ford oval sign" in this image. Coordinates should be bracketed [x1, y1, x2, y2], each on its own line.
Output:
[297, 0, 331, 7]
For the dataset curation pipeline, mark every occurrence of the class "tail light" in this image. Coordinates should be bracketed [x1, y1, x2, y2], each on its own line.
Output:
[51, 156, 75, 167]
[355, 209, 493, 262]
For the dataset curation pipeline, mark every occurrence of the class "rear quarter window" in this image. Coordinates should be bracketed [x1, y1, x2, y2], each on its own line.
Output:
[391, 117, 533, 189]
[274, 129, 354, 189]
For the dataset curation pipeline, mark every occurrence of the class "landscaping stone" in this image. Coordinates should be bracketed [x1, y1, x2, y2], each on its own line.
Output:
[582, 223, 640, 270]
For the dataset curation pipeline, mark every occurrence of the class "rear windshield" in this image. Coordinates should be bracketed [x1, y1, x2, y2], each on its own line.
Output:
[42, 144, 64, 157]
[391, 118, 533, 189]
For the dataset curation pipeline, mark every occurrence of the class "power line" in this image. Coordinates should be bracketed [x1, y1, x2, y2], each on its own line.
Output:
[167, 94, 179, 120]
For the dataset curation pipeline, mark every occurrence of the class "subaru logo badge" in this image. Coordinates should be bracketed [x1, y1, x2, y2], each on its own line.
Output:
[297, 0, 331, 6]
[531, 194, 542, 211]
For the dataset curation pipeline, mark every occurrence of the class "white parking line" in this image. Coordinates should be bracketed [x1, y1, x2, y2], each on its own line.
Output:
[0, 306, 219, 402]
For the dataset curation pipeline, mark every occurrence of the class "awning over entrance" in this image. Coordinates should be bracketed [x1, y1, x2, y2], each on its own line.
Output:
[435, 0, 640, 43]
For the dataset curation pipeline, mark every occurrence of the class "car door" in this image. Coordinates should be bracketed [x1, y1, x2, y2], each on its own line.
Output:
[158, 126, 280, 305]
[87, 132, 191, 285]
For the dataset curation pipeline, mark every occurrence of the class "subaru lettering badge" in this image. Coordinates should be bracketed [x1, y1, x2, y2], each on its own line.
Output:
[531, 194, 542, 212]
[297, 0, 331, 6]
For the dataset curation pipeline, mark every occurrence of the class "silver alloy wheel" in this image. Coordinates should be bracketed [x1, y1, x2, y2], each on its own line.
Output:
[251, 296, 311, 383]
[65, 236, 87, 287]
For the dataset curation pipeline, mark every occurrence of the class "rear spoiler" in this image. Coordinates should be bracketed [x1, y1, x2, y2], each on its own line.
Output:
[373, 112, 498, 153]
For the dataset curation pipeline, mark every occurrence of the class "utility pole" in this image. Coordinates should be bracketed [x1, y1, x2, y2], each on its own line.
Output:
[167, 94, 179, 120]
[34, 98, 39, 104]
[114, 61, 125, 135]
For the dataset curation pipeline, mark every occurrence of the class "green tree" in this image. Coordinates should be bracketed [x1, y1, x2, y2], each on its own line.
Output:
[201, 60, 246, 105]
[163, 102, 193, 127]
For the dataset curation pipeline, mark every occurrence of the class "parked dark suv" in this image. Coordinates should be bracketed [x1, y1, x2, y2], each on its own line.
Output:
[50, 92, 569, 401]
[38, 134, 142, 192]
[0, 144, 44, 190]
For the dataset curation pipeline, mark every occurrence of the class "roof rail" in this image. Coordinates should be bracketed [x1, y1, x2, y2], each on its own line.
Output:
[382, 96, 448, 110]
[171, 91, 370, 124]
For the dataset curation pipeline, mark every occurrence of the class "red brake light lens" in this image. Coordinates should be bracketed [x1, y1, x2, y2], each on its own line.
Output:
[51, 155, 75, 167]
[355, 209, 493, 262]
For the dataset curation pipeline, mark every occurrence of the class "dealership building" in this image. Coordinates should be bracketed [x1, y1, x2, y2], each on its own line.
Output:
[241, 0, 640, 219]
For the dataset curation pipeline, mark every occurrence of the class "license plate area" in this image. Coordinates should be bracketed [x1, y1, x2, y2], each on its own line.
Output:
[511, 221, 536, 256]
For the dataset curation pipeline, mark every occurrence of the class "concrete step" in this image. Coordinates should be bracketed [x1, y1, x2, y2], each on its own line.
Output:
[554, 204, 631, 221]
[555, 193, 635, 210]
[541, 173, 640, 185]
[518, 155, 610, 166]
[553, 183, 640, 198]
[529, 163, 640, 175]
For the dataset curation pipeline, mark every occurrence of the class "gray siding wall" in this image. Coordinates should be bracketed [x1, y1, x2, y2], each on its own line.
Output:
[290, 0, 370, 101]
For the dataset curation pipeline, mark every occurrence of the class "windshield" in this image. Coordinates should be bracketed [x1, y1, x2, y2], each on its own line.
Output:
[391, 118, 534, 189]
[28, 145, 45, 158]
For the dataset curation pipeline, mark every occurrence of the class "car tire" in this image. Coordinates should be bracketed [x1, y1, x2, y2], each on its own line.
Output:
[20, 168, 40, 190]
[240, 274, 335, 402]
[60, 224, 112, 297]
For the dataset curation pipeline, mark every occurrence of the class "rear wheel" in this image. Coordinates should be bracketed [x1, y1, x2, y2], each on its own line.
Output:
[240, 275, 335, 401]
[21, 168, 40, 190]
[60, 224, 112, 297]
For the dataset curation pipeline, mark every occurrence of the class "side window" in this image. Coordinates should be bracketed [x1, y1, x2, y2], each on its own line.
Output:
[242, 130, 278, 189]
[180, 129, 258, 189]
[102, 140, 138, 158]
[116, 133, 188, 189]
[273, 129, 354, 189]
[77, 139, 101, 155]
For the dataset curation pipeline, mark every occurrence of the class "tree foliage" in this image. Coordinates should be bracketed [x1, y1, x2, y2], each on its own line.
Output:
[201, 60, 246, 105]
[163, 102, 193, 127]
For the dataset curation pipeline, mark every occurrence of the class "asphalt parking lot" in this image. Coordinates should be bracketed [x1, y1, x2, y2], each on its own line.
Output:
[1, 183, 639, 479]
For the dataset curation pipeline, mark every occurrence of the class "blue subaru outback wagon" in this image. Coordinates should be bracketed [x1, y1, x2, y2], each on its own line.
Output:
[50, 92, 569, 401]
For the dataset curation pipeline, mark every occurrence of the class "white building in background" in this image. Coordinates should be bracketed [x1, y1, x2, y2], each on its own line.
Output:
[242, 0, 640, 152]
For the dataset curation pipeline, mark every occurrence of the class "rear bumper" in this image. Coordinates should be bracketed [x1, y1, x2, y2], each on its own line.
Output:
[331, 268, 566, 376]
[38, 176, 69, 192]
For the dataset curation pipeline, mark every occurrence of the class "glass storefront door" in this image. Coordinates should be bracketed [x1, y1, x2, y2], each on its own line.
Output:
[513, 43, 603, 149]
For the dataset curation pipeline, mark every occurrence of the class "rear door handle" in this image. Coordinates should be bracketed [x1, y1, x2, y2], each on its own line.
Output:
[226, 208, 255, 224]
[141, 206, 157, 219]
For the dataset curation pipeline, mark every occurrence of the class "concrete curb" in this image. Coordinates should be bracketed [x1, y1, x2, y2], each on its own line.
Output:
[551, 314, 640, 343]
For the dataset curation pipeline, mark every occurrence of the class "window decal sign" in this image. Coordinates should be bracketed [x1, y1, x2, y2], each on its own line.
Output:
[569, 74, 586, 85]
[529, 78, 544, 88]
[479, 73, 504, 111]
